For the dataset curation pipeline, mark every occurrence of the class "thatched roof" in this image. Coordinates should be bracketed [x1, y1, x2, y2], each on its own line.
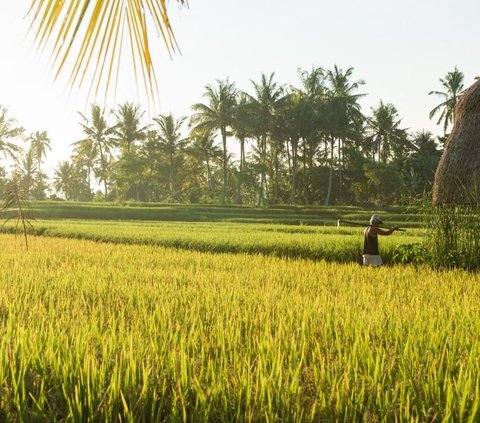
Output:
[433, 79, 480, 204]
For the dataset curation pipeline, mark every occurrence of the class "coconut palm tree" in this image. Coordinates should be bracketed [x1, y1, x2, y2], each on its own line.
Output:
[27, 130, 51, 175]
[186, 128, 222, 197]
[14, 149, 38, 198]
[244, 73, 285, 205]
[293, 67, 327, 204]
[0, 106, 24, 165]
[231, 93, 255, 173]
[76, 104, 116, 199]
[53, 161, 78, 201]
[71, 138, 95, 194]
[111, 103, 148, 154]
[365, 101, 407, 163]
[273, 91, 309, 204]
[153, 114, 188, 200]
[406, 131, 442, 194]
[429, 66, 465, 134]
[27, 1, 188, 100]
[191, 79, 237, 203]
[323, 66, 365, 205]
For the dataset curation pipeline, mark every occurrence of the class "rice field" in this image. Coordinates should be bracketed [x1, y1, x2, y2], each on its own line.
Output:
[0, 230, 479, 421]
[8, 219, 420, 264]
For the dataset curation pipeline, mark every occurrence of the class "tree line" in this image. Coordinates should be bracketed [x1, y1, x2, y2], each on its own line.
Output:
[0, 66, 466, 206]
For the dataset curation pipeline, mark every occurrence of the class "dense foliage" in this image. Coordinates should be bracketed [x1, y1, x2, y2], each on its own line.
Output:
[1, 65, 461, 206]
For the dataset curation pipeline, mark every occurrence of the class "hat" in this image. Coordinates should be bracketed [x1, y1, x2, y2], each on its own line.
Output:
[370, 214, 383, 225]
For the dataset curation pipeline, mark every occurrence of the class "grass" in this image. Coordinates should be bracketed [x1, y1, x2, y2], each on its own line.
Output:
[19, 201, 423, 227]
[0, 234, 479, 421]
[424, 203, 480, 270]
[2, 219, 421, 264]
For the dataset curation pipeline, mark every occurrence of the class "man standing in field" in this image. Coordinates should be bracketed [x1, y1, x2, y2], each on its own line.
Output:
[363, 214, 399, 267]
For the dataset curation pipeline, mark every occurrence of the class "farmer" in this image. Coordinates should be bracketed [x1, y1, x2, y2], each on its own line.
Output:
[363, 214, 399, 267]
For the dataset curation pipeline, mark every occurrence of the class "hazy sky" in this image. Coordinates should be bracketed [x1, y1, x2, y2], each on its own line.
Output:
[0, 0, 479, 173]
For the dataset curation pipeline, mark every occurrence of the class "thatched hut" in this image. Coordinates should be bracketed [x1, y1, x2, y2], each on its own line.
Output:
[432, 79, 480, 204]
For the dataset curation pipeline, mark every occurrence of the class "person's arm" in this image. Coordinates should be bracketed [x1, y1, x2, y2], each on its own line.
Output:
[375, 226, 399, 236]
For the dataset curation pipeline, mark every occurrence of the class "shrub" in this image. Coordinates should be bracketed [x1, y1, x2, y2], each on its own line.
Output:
[423, 201, 480, 270]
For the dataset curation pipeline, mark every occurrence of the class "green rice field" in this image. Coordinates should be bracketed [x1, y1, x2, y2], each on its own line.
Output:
[0, 205, 478, 421]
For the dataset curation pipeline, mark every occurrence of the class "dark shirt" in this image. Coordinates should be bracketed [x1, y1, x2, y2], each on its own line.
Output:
[363, 226, 395, 255]
[363, 227, 379, 255]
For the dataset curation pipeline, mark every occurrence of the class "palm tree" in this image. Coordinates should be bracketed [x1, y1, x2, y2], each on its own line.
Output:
[406, 131, 442, 194]
[27, 1, 188, 100]
[245, 73, 285, 205]
[53, 161, 78, 201]
[0, 106, 24, 165]
[71, 138, 95, 194]
[153, 114, 188, 200]
[231, 93, 255, 173]
[191, 79, 237, 203]
[14, 149, 38, 198]
[75, 104, 116, 199]
[111, 103, 148, 154]
[27, 130, 51, 175]
[323, 65, 365, 205]
[429, 66, 465, 134]
[294, 67, 326, 204]
[186, 128, 222, 197]
[273, 91, 308, 204]
[365, 101, 407, 163]
[231, 93, 258, 203]
[138, 130, 162, 202]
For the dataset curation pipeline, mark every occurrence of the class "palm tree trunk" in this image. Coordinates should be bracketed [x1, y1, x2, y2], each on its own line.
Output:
[274, 149, 280, 203]
[206, 159, 213, 194]
[338, 137, 343, 200]
[221, 128, 228, 204]
[87, 163, 92, 193]
[238, 136, 245, 204]
[170, 152, 175, 200]
[259, 134, 267, 206]
[302, 138, 308, 204]
[98, 144, 108, 200]
[324, 137, 335, 206]
[290, 140, 297, 204]
[240, 136, 245, 172]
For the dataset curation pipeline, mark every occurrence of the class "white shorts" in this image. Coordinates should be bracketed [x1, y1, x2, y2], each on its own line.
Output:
[363, 254, 383, 267]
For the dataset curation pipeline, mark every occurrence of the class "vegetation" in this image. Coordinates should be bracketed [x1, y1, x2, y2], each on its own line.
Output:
[424, 202, 480, 271]
[1, 218, 417, 264]
[2, 66, 464, 207]
[429, 67, 465, 135]
[0, 180, 34, 250]
[0, 234, 479, 421]
[16, 201, 421, 224]
[2, 4, 475, 420]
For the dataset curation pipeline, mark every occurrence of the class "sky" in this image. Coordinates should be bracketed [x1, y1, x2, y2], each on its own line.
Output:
[0, 0, 479, 176]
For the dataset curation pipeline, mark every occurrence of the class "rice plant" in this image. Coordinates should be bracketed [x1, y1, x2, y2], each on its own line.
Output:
[0, 234, 479, 421]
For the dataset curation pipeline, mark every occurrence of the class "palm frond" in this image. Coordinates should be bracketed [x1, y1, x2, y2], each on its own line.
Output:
[27, 0, 188, 101]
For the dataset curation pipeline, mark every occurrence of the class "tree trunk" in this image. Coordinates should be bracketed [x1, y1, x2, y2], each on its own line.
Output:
[338, 137, 343, 200]
[240, 136, 245, 172]
[290, 140, 297, 204]
[324, 138, 335, 206]
[221, 128, 228, 204]
[98, 144, 108, 200]
[274, 149, 280, 203]
[170, 152, 175, 200]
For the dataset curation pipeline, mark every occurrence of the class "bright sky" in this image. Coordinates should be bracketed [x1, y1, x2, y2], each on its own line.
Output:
[0, 0, 479, 175]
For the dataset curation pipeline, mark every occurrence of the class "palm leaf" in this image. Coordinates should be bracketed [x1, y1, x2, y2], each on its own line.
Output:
[27, 0, 188, 102]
